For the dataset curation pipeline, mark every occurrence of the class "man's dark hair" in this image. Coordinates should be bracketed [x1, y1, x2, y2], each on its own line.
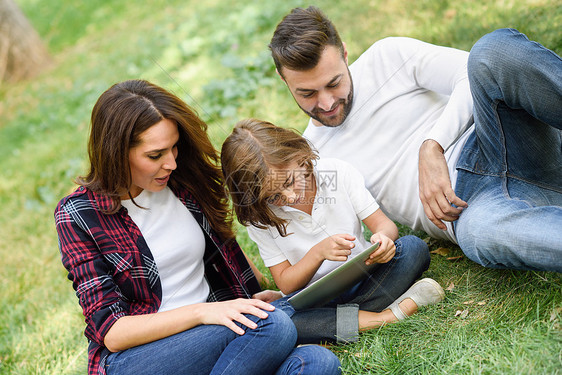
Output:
[269, 6, 344, 77]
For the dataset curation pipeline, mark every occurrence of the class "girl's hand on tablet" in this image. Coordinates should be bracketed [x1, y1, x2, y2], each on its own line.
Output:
[367, 233, 396, 264]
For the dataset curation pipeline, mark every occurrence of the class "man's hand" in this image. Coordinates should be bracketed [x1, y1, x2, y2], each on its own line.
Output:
[418, 139, 467, 230]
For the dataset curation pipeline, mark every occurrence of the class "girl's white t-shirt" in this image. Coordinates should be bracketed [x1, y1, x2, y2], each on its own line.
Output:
[248, 158, 379, 287]
[122, 187, 209, 312]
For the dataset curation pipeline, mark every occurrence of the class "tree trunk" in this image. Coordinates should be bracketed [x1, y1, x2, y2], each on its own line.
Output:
[0, 0, 50, 83]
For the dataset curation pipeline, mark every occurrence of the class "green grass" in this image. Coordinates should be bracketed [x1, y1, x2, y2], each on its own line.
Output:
[1, 0, 561, 373]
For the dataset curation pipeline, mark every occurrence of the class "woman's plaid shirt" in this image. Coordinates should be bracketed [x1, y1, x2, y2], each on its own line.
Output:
[54, 185, 261, 375]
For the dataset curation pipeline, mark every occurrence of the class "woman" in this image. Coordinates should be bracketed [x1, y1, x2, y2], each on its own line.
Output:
[54, 80, 340, 375]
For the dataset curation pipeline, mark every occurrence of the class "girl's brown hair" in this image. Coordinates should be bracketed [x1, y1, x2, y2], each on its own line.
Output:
[221, 118, 318, 236]
[78, 79, 235, 240]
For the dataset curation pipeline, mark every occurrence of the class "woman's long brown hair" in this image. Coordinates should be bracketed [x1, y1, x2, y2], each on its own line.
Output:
[78, 79, 234, 240]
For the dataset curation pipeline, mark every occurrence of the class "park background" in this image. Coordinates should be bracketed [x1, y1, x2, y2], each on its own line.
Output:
[0, 0, 561, 373]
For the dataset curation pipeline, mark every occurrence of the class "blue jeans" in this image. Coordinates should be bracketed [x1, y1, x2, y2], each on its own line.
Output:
[104, 308, 341, 375]
[273, 235, 429, 344]
[454, 28, 562, 272]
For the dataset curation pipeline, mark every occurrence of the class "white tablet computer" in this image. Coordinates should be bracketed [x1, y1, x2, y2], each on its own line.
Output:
[288, 242, 380, 310]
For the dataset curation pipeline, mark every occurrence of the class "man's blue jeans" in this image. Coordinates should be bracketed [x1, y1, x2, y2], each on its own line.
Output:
[104, 308, 341, 375]
[273, 235, 430, 344]
[454, 28, 562, 272]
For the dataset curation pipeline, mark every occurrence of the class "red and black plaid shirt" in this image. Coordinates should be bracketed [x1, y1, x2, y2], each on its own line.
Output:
[54, 185, 260, 375]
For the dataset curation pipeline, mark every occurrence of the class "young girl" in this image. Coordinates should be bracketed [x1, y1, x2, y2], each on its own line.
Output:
[221, 118, 445, 344]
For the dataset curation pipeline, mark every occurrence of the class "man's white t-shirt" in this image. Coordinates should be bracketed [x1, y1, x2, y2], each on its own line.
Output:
[122, 187, 209, 312]
[248, 158, 379, 287]
[303, 37, 474, 242]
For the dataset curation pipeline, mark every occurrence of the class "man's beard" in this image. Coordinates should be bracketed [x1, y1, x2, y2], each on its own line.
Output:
[302, 81, 354, 128]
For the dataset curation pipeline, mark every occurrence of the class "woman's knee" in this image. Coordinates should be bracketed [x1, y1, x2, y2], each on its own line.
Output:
[260, 308, 297, 347]
[277, 345, 341, 375]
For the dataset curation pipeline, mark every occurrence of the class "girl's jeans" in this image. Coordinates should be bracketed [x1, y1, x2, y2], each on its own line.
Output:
[273, 235, 430, 344]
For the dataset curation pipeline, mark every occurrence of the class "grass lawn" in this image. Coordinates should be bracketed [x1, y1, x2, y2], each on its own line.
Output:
[0, 0, 560, 373]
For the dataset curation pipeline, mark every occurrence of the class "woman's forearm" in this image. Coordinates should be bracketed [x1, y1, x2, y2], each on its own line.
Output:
[103, 303, 205, 352]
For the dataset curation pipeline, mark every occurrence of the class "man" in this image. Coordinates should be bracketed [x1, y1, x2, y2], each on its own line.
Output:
[269, 6, 562, 272]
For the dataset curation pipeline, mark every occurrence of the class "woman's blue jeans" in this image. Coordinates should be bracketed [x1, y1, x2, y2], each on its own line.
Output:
[273, 235, 430, 344]
[104, 308, 341, 375]
[454, 28, 562, 272]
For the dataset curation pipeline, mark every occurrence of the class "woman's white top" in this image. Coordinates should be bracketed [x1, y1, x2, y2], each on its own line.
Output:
[121, 187, 209, 312]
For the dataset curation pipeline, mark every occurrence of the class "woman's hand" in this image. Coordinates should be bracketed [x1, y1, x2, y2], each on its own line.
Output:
[366, 233, 396, 264]
[104, 298, 275, 352]
[198, 298, 275, 335]
[311, 233, 356, 262]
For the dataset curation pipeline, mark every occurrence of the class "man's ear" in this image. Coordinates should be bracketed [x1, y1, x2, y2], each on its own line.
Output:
[276, 68, 286, 83]
[343, 42, 349, 64]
